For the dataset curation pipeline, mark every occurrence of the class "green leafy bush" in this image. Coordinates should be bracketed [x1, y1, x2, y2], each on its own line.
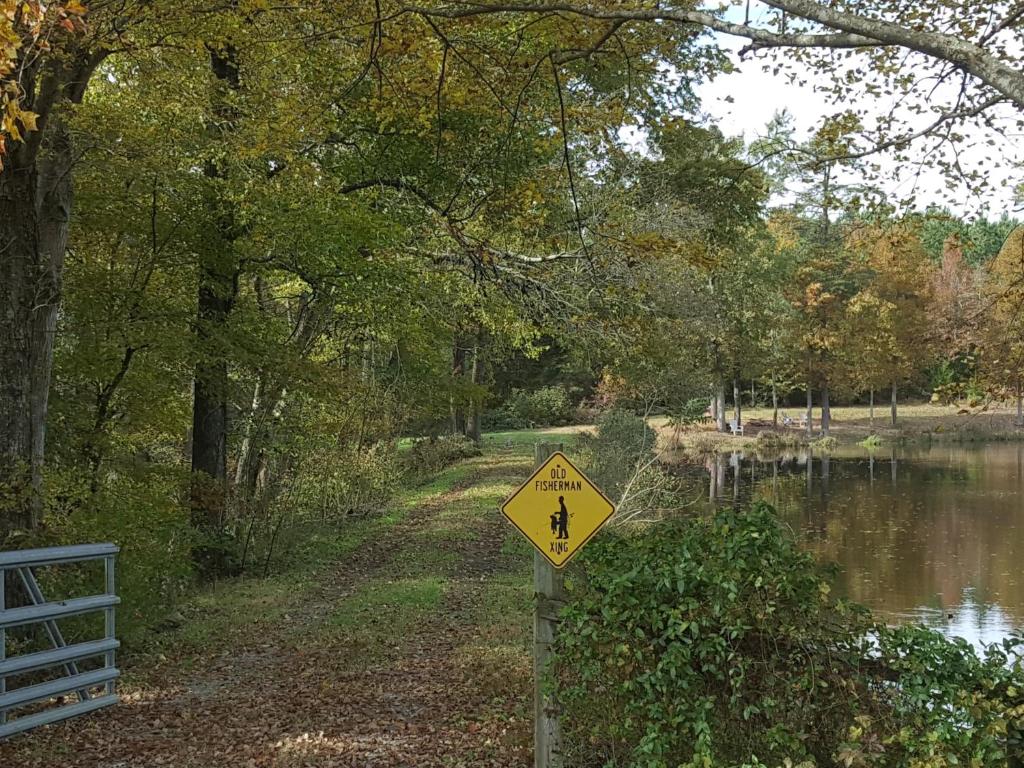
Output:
[930, 348, 984, 404]
[672, 397, 713, 426]
[401, 434, 482, 481]
[483, 386, 575, 430]
[575, 407, 682, 522]
[287, 442, 400, 520]
[481, 404, 530, 431]
[576, 407, 659, 501]
[31, 468, 193, 643]
[554, 502, 1024, 767]
[754, 429, 803, 450]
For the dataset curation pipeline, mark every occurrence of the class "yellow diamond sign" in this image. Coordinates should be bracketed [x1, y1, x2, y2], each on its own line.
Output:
[500, 451, 615, 568]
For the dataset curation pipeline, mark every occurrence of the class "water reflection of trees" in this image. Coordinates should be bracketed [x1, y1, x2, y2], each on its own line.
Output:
[695, 444, 1024, 642]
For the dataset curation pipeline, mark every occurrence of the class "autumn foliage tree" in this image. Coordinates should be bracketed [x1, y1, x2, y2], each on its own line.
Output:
[982, 226, 1024, 425]
[845, 221, 935, 425]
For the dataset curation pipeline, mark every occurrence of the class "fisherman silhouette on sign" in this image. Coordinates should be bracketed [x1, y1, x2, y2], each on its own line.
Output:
[556, 496, 569, 539]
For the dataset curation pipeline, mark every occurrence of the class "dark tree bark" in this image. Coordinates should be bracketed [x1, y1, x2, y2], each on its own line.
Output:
[0, 52, 99, 538]
[190, 43, 243, 568]
[0, 169, 43, 535]
[190, 259, 237, 531]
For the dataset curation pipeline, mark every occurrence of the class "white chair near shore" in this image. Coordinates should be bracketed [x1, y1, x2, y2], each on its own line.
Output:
[729, 419, 744, 436]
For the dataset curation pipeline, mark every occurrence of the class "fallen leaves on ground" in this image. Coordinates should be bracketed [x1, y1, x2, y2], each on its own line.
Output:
[0, 457, 535, 768]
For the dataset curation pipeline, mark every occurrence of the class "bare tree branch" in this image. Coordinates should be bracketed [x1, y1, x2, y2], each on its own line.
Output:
[402, 2, 1024, 110]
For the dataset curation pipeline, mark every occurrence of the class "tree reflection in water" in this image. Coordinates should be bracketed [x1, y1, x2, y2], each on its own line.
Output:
[689, 442, 1024, 649]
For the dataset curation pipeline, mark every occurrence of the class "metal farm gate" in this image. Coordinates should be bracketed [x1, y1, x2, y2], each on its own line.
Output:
[0, 544, 120, 739]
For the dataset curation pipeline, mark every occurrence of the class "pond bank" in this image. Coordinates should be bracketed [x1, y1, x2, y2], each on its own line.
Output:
[656, 402, 1024, 453]
[688, 442, 1024, 649]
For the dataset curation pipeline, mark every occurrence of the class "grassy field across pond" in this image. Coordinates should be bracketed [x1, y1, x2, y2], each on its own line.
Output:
[657, 401, 1024, 452]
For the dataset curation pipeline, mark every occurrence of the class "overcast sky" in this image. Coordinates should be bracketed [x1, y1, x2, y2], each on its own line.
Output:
[689, 7, 1024, 219]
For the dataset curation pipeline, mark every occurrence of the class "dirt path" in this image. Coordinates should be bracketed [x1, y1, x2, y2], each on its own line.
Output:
[0, 453, 536, 768]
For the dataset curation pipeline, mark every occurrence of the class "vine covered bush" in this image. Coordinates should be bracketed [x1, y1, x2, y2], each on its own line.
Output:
[554, 502, 1024, 767]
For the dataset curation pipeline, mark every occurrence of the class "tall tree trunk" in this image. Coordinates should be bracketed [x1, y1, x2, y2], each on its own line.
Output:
[890, 382, 898, 427]
[0, 170, 46, 535]
[821, 382, 831, 436]
[771, 374, 778, 427]
[467, 341, 483, 443]
[190, 254, 237, 534]
[0, 57, 92, 536]
[716, 379, 727, 433]
[869, 387, 875, 430]
[234, 379, 262, 491]
[234, 289, 322, 502]
[732, 377, 741, 428]
[191, 43, 242, 570]
[451, 338, 467, 435]
[1016, 378, 1023, 427]
[806, 385, 813, 437]
[234, 381, 287, 502]
[83, 346, 137, 493]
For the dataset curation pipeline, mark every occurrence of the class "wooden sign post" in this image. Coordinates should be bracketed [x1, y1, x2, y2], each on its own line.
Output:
[533, 442, 564, 768]
[500, 441, 615, 768]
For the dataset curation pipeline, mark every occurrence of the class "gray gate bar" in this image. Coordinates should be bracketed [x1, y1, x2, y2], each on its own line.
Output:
[0, 595, 120, 630]
[0, 544, 119, 568]
[0, 638, 120, 677]
[0, 543, 120, 739]
[0, 667, 119, 710]
[0, 695, 119, 741]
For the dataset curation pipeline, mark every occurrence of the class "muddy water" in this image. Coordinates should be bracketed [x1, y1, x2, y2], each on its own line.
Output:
[690, 443, 1024, 648]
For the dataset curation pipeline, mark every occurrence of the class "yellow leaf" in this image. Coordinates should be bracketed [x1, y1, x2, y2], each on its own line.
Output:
[18, 109, 37, 131]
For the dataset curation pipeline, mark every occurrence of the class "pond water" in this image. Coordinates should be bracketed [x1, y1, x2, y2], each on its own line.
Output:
[689, 442, 1024, 649]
